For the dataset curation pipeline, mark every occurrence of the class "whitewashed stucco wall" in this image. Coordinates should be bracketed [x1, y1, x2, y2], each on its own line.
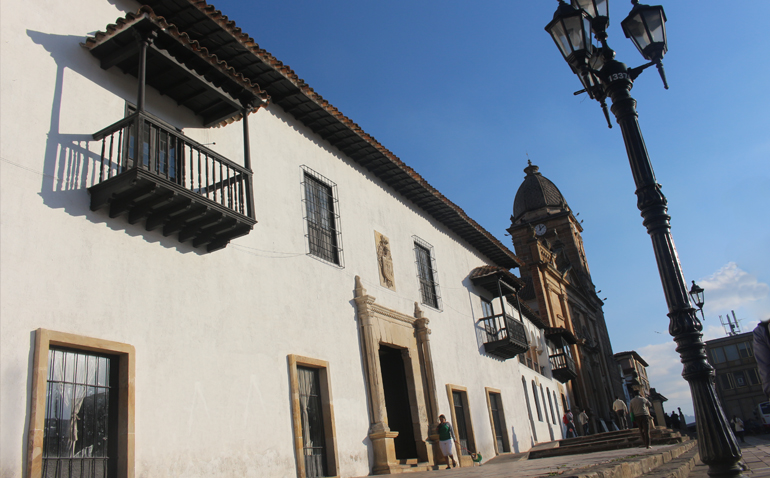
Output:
[0, 1, 565, 477]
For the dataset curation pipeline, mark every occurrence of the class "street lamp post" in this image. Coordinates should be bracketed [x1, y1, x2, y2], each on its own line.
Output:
[545, 1, 743, 477]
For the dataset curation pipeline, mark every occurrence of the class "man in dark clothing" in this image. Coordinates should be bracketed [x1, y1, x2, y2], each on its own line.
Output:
[753, 319, 770, 400]
[670, 411, 680, 429]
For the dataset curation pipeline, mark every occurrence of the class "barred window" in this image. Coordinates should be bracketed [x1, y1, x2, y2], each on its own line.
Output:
[413, 237, 440, 309]
[43, 348, 117, 478]
[302, 167, 343, 266]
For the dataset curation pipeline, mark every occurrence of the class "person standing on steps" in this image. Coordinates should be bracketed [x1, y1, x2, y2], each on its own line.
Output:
[563, 409, 577, 438]
[577, 409, 590, 436]
[437, 414, 457, 469]
[613, 396, 629, 430]
[629, 390, 654, 449]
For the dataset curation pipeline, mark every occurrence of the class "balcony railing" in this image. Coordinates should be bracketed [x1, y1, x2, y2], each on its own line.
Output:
[478, 313, 528, 360]
[88, 112, 256, 252]
[549, 351, 578, 383]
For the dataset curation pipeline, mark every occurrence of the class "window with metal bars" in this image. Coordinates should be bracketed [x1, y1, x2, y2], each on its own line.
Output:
[451, 391, 473, 455]
[42, 347, 118, 478]
[298, 366, 328, 478]
[413, 237, 440, 309]
[302, 167, 343, 266]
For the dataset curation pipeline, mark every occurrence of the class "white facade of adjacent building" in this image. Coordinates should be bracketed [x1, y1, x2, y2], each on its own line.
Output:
[0, 1, 570, 477]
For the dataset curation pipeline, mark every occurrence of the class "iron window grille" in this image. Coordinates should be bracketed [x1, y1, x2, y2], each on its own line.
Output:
[43, 347, 117, 478]
[413, 236, 441, 310]
[301, 166, 343, 267]
[298, 366, 328, 478]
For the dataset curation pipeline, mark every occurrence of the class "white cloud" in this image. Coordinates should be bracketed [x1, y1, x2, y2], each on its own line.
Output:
[698, 262, 769, 318]
[622, 264, 769, 419]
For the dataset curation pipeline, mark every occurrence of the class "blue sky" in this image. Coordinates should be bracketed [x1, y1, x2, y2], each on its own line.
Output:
[210, 1, 770, 416]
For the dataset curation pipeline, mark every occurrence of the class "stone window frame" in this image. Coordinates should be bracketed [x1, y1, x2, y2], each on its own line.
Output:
[287, 354, 339, 478]
[445, 384, 476, 465]
[27, 328, 135, 478]
[484, 387, 511, 455]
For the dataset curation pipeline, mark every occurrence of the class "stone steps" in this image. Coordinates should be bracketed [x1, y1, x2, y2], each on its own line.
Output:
[560, 440, 699, 478]
[389, 459, 433, 473]
[529, 428, 687, 459]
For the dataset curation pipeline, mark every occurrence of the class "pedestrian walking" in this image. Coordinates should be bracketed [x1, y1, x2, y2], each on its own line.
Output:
[563, 410, 577, 438]
[613, 396, 628, 429]
[437, 414, 457, 469]
[577, 409, 590, 436]
[677, 407, 687, 434]
[753, 317, 770, 400]
[629, 391, 654, 449]
[670, 411, 680, 429]
[731, 415, 745, 443]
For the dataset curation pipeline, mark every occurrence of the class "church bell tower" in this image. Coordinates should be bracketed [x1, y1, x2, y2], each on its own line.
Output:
[508, 161, 623, 426]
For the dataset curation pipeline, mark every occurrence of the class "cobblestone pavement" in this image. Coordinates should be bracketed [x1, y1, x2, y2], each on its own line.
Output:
[689, 434, 770, 478]
[368, 443, 683, 478]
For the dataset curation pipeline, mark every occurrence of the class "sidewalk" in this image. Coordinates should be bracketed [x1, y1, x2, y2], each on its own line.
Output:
[689, 434, 770, 478]
[369, 441, 690, 477]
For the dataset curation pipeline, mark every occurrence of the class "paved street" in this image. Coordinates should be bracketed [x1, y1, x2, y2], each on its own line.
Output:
[690, 434, 770, 478]
[374, 435, 770, 478]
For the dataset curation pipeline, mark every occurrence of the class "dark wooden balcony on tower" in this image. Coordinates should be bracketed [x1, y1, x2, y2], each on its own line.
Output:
[470, 265, 530, 360]
[479, 313, 529, 360]
[84, 8, 269, 252]
[546, 327, 579, 383]
[549, 351, 577, 383]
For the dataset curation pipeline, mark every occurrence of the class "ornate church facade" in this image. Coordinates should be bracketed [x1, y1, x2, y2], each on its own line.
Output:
[508, 162, 625, 428]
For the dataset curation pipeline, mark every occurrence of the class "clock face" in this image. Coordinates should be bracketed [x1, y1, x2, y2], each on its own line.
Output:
[535, 224, 547, 236]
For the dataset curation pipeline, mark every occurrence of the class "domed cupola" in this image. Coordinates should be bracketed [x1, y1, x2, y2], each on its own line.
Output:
[512, 161, 569, 225]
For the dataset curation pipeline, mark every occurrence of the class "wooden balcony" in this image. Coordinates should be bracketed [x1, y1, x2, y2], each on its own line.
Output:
[88, 112, 256, 253]
[549, 352, 578, 383]
[478, 313, 529, 360]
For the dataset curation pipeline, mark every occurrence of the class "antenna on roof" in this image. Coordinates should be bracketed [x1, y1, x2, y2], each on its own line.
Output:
[720, 310, 743, 336]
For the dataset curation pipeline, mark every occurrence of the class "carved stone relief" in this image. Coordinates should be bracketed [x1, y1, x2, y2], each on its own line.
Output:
[375, 231, 396, 291]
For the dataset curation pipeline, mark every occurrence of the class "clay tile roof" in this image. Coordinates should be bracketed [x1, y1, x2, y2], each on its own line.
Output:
[135, 0, 523, 270]
[470, 265, 526, 288]
[84, 6, 269, 127]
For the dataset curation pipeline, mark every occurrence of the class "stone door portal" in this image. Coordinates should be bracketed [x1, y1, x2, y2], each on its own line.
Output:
[379, 345, 418, 459]
[353, 276, 441, 474]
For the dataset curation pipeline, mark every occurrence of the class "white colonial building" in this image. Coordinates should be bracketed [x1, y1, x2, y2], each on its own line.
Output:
[0, 1, 576, 477]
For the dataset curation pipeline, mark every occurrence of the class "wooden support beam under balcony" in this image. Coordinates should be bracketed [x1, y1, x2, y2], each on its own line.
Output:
[478, 313, 529, 360]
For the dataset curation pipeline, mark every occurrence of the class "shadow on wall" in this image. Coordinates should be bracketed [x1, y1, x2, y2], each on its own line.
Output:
[511, 426, 519, 453]
[26, 29, 200, 254]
